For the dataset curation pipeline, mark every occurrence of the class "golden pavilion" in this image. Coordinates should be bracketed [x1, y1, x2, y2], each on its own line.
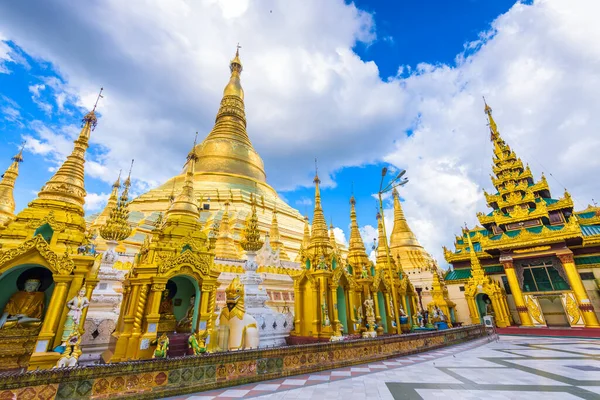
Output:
[0, 104, 102, 370]
[443, 101, 600, 329]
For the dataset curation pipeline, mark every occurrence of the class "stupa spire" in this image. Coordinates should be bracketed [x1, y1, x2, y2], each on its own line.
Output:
[214, 201, 239, 259]
[346, 195, 371, 271]
[0, 144, 25, 226]
[269, 205, 289, 260]
[240, 193, 263, 252]
[375, 211, 389, 268]
[465, 227, 485, 280]
[329, 219, 339, 254]
[167, 134, 200, 219]
[295, 215, 311, 262]
[99, 161, 133, 242]
[308, 161, 331, 252]
[38, 90, 103, 206]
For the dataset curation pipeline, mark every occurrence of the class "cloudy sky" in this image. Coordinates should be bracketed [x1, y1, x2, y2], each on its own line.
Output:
[1, 0, 598, 266]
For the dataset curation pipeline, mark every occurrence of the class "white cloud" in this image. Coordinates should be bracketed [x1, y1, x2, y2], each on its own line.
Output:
[332, 227, 347, 247]
[84, 192, 109, 212]
[295, 197, 313, 207]
[2, 0, 599, 269]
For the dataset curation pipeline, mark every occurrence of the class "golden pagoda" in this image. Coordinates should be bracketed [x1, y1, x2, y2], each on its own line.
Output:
[0, 145, 24, 227]
[389, 188, 433, 269]
[387, 188, 455, 322]
[88, 171, 121, 237]
[345, 195, 372, 278]
[118, 47, 307, 260]
[0, 99, 103, 370]
[105, 137, 220, 362]
[444, 100, 600, 329]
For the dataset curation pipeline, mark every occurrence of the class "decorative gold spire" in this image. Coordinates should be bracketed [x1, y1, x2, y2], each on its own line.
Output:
[346, 195, 371, 271]
[0, 144, 24, 226]
[465, 229, 485, 280]
[329, 220, 340, 254]
[389, 188, 433, 269]
[240, 193, 263, 252]
[189, 45, 267, 183]
[214, 201, 239, 259]
[295, 215, 311, 262]
[269, 205, 289, 260]
[38, 89, 103, 206]
[375, 211, 391, 268]
[167, 134, 200, 219]
[306, 165, 333, 259]
[99, 161, 133, 242]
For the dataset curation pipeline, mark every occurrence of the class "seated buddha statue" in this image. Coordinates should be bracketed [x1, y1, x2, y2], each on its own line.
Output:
[0, 278, 45, 330]
[157, 289, 176, 332]
[176, 295, 195, 333]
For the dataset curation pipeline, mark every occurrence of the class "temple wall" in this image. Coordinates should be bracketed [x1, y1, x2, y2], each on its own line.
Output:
[0, 326, 488, 399]
[445, 284, 471, 325]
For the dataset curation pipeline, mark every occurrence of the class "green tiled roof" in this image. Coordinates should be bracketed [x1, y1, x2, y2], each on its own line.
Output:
[578, 211, 597, 219]
[444, 265, 504, 282]
[575, 255, 600, 265]
[582, 225, 600, 237]
[542, 198, 559, 205]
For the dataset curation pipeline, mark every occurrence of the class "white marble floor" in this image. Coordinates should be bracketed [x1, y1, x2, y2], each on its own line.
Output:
[182, 335, 600, 399]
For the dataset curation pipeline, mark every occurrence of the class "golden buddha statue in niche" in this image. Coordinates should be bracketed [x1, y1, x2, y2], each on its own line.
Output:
[158, 289, 176, 333]
[0, 278, 45, 329]
[176, 295, 195, 333]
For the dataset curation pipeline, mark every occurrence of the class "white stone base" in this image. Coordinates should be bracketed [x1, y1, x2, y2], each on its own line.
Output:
[362, 331, 377, 338]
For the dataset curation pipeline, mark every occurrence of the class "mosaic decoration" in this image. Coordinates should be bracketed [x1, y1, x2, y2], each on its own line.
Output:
[0, 326, 485, 399]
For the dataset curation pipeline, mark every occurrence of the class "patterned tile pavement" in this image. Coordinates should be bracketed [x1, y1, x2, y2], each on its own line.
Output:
[167, 336, 497, 399]
[168, 335, 600, 399]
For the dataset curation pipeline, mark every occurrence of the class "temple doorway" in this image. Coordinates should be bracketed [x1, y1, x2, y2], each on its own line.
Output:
[475, 293, 490, 323]
[538, 296, 569, 327]
[336, 286, 348, 334]
[159, 275, 200, 334]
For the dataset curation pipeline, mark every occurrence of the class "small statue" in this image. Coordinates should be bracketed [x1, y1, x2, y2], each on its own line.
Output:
[177, 295, 196, 333]
[389, 298, 396, 319]
[188, 330, 207, 355]
[364, 297, 375, 319]
[361, 266, 369, 279]
[485, 300, 494, 316]
[61, 287, 89, 343]
[152, 333, 169, 358]
[323, 308, 331, 327]
[158, 290, 174, 316]
[398, 306, 407, 317]
[435, 306, 446, 322]
[54, 331, 82, 368]
[416, 310, 424, 327]
[0, 278, 45, 329]
[218, 277, 259, 350]
[363, 296, 376, 336]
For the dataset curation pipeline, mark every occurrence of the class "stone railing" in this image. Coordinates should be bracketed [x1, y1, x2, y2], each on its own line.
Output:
[0, 325, 487, 400]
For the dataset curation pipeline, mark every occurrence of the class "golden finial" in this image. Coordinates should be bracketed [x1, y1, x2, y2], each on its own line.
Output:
[314, 157, 320, 183]
[93, 87, 104, 112]
[483, 96, 492, 114]
[112, 170, 122, 189]
[166, 133, 200, 218]
[123, 159, 134, 189]
[83, 87, 103, 131]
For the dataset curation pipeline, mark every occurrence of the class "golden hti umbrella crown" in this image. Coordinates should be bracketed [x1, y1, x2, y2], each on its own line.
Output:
[99, 160, 134, 242]
[240, 193, 263, 252]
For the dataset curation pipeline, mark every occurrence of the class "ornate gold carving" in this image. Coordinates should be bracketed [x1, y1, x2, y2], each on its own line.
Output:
[565, 293, 581, 325]
[26, 211, 66, 232]
[151, 283, 166, 292]
[557, 253, 575, 264]
[0, 235, 75, 275]
[157, 250, 211, 276]
[513, 246, 551, 254]
[525, 296, 543, 324]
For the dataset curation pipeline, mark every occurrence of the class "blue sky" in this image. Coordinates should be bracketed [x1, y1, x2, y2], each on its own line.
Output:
[2, 0, 596, 264]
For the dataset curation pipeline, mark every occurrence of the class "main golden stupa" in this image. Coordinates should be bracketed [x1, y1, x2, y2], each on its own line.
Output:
[91, 48, 306, 259]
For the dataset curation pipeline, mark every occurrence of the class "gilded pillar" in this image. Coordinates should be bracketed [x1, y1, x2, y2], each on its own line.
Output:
[293, 280, 302, 332]
[467, 296, 479, 324]
[126, 283, 149, 359]
[36, 275, 71, 352]
[558, 253, 600, 328]
[501, 258, 533, 327]
[330, 284, 341, 335]
[312, 284, 319, 336]
[347, 287, 356, 333]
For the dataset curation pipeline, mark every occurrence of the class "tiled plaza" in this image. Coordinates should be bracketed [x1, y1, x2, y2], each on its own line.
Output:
[174, 335, 600, 399]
